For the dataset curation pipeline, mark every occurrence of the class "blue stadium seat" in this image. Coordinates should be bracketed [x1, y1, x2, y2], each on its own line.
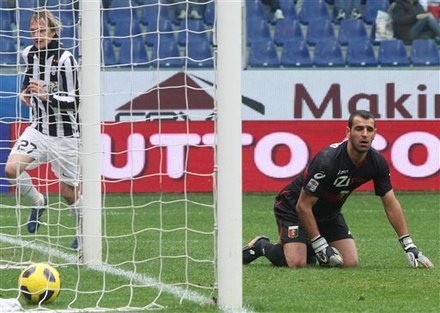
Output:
[13, 1, 36, 27]
[248, 40, 280, 67]
[151, 36, 183, 68]
[331, 0, 350, 23]
[204, 1, 215, 26]
[140, 3, 171, 26]
[306, 18, 335, 46]
[0, 9, 13, 31]
[274, 19, 303, 46]
[61, 37, 77, 50]
[118, 37, 150, 67]
[17, 30, 33, 48]
[61, 38, 79, 59]
[107, 0, 139, 25]
[378, 39, 410, 66]
[187, 36, 214, 68]
[299, 0, 330, 25]
[54, 10, 78, 26]
[268, 0, 297, 23]
[177, 19, 206, 46]
[246, 0, 265, 21]
[145, 18, 174, 46]
[0, 36, 17, 65]
[101, 38, 117, 66]
[247, 18, 272, 46]
[113, 20, 142, 46]
[61, 25, 78, 39]
[346, 39, 377, 67]
[16, 9, 33, 31]
[279, 0, 298, 20]
[313, 39, 345, 67]
[102, 16, 110, 37]
[44, 0, 76, 7]
[16, 0, 37, 8]
[338, 19, 368, 46]
[410, 39, 440, 66]
[281, 39, 312, 67]
[136, 0, 158, 4]
[364, 0, 390, 24]
[301, 0, 327, 10]
[0, 15, 12, 32]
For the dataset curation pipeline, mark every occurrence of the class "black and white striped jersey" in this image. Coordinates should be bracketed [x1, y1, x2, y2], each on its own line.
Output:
[22, 39, 80, 137]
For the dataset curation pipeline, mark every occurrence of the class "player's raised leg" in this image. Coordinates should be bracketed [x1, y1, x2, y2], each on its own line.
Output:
[4, 153, 46, 233]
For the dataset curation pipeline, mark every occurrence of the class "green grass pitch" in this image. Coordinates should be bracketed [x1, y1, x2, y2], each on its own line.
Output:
[0, 191, 438, 312]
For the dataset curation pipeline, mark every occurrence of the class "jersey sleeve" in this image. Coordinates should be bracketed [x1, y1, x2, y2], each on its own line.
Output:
[303, 152, 330, 197]
[49, 52, 79, 111]
[21, 46, 33, 90]
[373, 155, 393, 196]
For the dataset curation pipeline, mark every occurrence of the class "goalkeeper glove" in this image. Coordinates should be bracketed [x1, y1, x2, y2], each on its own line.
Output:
[311, 235, 343, 267]
[399, 235, 433, 269]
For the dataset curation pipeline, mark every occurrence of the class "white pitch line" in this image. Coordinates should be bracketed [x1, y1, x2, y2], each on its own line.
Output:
[0, 234, 255, 313]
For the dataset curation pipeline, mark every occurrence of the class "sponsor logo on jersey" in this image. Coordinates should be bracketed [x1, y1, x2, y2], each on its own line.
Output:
[288, 225, 299, 239]
[313, 172, 326, 180]
[306, 178, 319, 192]
[338, 190, 350, 200]
[48, 81, 58, 94]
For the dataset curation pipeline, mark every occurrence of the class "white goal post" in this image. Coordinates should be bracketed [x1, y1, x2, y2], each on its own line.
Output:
[79, 0, 243, 308]
[80, 0, 242, 307]
[215, 0, 243, 308]
[80, 0, 102, 265]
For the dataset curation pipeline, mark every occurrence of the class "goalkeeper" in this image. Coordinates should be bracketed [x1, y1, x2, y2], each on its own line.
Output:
[243, 110, 433, 269]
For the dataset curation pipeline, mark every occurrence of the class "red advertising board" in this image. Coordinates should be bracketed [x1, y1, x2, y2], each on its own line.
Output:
[10, 121, 440, 192]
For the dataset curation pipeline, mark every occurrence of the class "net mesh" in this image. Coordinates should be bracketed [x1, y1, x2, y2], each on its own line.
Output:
[0, 0, 218, 311]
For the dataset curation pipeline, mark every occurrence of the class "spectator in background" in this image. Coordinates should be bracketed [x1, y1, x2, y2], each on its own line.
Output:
[335, 0, 363, 20]
[390, 0, 440, 44]
[418, 0, 440, 10]
[173, 0, 206, 20]
[295, 0, 303, 13]
[262, 0, 285, 21]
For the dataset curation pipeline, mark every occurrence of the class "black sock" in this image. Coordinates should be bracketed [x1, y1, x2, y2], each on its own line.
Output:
[261, 242, 288, 267]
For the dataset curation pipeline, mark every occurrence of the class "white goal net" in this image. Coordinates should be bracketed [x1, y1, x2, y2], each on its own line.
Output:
[0, 0, 242, 311]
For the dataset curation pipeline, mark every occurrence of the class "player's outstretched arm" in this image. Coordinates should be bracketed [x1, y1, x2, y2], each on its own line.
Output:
[297, 188, 343, 268]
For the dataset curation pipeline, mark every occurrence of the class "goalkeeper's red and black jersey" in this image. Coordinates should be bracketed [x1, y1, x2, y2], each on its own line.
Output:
[276, 140, 392, 222]
[22, 39, 80, 137]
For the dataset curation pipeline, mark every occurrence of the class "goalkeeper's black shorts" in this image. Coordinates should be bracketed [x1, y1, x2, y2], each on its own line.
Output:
[274, 202, 353, 246]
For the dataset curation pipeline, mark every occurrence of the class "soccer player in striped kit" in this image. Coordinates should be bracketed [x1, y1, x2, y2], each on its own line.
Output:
[5, 9, 81, 249]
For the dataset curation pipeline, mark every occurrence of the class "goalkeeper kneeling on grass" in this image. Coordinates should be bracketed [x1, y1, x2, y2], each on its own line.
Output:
[243, 110, 433, 269]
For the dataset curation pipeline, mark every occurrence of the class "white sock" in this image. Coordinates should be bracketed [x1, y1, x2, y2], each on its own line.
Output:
[8, 171, 44, 206]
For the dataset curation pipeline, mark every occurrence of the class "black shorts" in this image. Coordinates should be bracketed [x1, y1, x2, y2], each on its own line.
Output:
[274, 202, 353, 245]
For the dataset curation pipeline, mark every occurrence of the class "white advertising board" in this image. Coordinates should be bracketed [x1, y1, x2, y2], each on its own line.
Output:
[101, 69, 440, 121]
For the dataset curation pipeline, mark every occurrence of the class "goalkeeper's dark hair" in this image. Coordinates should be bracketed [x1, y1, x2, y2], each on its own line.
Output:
[348, 110, 376, 128]
[30, 9, 62, 37]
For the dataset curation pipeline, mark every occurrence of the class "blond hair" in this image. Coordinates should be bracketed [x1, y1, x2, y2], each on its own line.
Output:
[30, 9, 62, 37]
